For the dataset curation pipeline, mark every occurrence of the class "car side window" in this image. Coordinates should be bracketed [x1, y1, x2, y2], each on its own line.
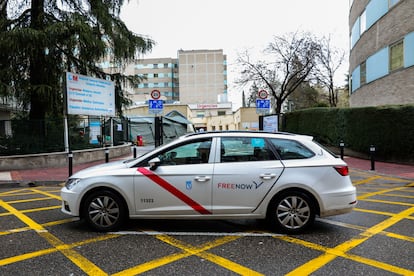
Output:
[157, 139, 212, 165]
[220, 137, 276, 163]
[270, 138, 315, 160]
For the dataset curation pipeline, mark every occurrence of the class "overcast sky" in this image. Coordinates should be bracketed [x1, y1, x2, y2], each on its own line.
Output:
[120, 0, 350, 107]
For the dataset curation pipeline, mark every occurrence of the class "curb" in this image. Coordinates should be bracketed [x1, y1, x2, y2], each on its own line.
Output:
[0, 180, 64, 189]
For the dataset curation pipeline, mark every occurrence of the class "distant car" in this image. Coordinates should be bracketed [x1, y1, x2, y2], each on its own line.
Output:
[61, 131, 357, 233]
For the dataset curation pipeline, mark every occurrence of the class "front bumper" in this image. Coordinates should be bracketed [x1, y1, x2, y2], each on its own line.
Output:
[60, 187, 81, 217]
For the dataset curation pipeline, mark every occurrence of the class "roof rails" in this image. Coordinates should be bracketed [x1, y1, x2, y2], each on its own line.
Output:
[184, 130, 296, 137]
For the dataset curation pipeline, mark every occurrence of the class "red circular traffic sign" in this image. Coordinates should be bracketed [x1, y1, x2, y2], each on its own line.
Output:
[151, 89, 161, 99]
[258, 89, 268, 99]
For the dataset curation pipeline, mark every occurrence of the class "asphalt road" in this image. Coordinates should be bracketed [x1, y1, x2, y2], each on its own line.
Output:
[0, 169, 413, 275]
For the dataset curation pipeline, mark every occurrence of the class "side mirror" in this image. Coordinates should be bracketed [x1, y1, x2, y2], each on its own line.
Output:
[148, 157, 161, 171]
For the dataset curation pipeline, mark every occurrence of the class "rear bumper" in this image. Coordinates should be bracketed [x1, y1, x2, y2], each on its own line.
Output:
[319, 188, 357, 217]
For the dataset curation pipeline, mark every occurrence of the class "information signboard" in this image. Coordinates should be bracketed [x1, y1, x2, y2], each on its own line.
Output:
[66, 72, 115, 116]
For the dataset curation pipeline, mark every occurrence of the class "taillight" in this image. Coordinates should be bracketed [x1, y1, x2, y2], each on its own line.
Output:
[334, 166, 349, 176]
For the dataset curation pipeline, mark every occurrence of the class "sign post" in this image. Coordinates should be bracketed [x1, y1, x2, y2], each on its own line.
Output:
[149, 90, 164, 146]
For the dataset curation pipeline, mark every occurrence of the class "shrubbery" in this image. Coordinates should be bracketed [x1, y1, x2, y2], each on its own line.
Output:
[281, 105, 414, 163]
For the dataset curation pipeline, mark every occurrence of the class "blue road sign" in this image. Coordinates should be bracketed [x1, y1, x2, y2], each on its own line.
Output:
[256, 99, 270, 114]
[256, 99, 270, 108]
[149, 99, 163, 114]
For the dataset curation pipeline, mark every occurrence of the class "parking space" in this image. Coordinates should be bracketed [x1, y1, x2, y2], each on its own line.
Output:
[0, 170, 413, 275]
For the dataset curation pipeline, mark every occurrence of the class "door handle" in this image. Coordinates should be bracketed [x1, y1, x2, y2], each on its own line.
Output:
[260, 173, 276, 180]
[194, 176, 211, 182]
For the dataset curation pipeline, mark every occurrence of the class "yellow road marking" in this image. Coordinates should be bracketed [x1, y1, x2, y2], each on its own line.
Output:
[157, 235, 263, 276]
[357, 187, 406, 200]
[30, 188, 62, 200]
[384, 193, 414, 199]
[0, 218, 78, 236]
[0, 233, 119, 266]
[114, 234, 263, 276]
[353, 176, 382, 185]
[285, 206, 414, 275]
[6, 197, 57, 204]
[0, 205, 61, 218]
[319, 218, 414, 242]
[0, 199, 107, 275]
[361, 198, 414, 207]
[278, 235, 413, 275]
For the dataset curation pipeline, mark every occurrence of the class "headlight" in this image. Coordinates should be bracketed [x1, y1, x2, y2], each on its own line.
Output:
[65, 178, 81, 190]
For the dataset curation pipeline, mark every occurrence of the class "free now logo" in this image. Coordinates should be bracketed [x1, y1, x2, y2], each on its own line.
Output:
[217, 180, 264, 190]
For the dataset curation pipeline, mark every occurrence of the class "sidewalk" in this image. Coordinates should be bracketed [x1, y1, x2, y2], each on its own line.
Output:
[0, 154, 413, 185]
[344, 156, 414, 179]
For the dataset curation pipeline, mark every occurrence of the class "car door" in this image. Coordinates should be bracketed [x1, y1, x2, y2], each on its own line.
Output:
[134, 138, 213, 216]
[211, 136, 284, 214]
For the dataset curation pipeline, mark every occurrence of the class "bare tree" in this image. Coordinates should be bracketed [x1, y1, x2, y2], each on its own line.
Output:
[313, 36, 345, 107]
[236, 32, 320, 114]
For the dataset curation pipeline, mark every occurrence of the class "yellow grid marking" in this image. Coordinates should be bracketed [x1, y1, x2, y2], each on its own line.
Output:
[0, 233, 119, 266]
[285, 206, 414, 275]
[0, 175, 413, 275]
[0, 199, 107, 275]
[114, 234, 263, 276]
[361, 198, 414, 207]
[353, 176, 382, 185]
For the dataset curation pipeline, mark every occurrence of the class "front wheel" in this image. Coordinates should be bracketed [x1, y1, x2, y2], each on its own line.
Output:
[82, 190, 126, 232]
[267, 191, 315, 234]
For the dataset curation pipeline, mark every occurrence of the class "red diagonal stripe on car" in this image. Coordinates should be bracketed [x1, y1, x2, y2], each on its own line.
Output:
[137, 167, 212, 215]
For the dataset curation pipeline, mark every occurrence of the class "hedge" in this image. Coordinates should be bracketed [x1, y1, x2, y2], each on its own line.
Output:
[281, 105, 414, 163]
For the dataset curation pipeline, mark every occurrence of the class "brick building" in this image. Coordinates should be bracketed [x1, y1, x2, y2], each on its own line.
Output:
[349, 0, 414, 107]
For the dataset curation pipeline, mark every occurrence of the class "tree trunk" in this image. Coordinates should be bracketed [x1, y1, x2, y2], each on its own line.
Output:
[29, 0, 47, 137]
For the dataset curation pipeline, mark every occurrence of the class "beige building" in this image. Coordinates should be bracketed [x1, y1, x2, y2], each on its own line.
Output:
[178, 49, 228, 105]
[349, 0, 414, 107]
[132, 58, 178, 104]
[120, 49, 227, 106]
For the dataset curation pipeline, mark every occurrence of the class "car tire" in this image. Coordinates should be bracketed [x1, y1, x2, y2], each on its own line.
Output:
[267, 191, 315, 234]
[82, 190, 126, 232]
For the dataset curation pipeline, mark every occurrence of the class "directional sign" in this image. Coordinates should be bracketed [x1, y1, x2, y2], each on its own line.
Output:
[256, 99, 270, 114]
[149, 99, 163, 114]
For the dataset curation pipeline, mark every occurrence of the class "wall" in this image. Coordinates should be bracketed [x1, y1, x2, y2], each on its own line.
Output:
[0, 144, 133, 171]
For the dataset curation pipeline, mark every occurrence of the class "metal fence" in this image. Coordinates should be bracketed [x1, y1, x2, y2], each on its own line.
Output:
[0, 115, 192, 156]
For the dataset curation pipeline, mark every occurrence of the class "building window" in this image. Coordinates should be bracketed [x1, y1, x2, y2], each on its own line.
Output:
[164, 63, 168, 68]
[153, 64, 158, 69]
[360, 61, 366, 85]
[154, 73, 158, 78]
[389, 0, 400, 7]
[389, 40, 404, 71]
[196, 112, 205, 118]
[360, 10, 366, 35]
[218, 111, 226, 116]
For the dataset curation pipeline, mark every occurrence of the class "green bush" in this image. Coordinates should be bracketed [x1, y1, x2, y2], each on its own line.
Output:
[282, 105, 414, 163]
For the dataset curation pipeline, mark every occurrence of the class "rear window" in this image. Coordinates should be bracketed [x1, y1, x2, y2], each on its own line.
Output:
[270, 138, 315, 160]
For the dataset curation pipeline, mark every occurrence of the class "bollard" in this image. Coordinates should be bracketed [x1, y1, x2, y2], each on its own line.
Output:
[133, 145, 137, 158]
[339, 140, 345, 160]
[370, 145, 376, 171]
[105, 148, 109, 163]
[68, 151, 73, 177]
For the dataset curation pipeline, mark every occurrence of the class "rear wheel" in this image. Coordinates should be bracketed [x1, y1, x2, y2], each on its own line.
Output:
[82, 190, 126, 232]
[267, 191, 315, 234]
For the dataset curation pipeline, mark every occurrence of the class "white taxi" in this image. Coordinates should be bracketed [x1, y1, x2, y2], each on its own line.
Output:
[61, 131, 357, 233]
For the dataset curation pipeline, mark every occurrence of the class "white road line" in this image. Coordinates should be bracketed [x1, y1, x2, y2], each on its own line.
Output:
[110, 230, 284, 237]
